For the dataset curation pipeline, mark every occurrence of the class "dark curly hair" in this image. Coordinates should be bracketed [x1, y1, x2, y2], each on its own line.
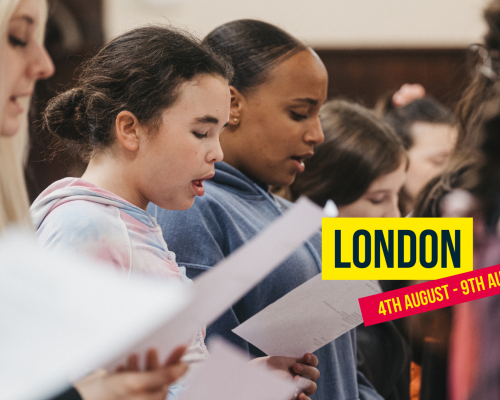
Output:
[44, 25, 233, 160]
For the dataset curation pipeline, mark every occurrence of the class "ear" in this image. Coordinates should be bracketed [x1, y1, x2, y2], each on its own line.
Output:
[114, 111, 143, 151]
[229, 86, 244, 126]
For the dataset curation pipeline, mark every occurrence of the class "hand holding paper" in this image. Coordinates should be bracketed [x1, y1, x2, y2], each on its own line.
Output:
[251, 353, 320, 399]
[233, 275, 382, 357]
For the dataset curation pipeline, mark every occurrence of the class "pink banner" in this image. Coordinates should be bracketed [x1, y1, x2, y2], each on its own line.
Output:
[359, 264, 500, 326]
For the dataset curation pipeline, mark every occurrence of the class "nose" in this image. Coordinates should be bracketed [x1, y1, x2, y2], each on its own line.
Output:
[207, 138, 224, 163]
[384, 197, 401, 218]
[28, 40, 55, 81]
[304, 117, 324, 146]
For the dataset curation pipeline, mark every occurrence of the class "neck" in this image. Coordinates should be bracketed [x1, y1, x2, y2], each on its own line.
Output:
[81, 152, 149, 211]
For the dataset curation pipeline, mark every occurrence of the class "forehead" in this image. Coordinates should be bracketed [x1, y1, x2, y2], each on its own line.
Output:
[256, 49, 328, 102]
[11, 0, 40, 23]
[164, 75, 230, 116]
[410, 122, 457, 149]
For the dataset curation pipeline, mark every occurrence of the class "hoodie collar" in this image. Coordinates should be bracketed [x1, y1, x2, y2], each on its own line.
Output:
[30, 178, 158, 230]
[212, 162, 270, 195]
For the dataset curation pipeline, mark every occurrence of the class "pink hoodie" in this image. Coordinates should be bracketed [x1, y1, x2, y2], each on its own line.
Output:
[31, 177, 185, 280]
[31, 177, 208, 398]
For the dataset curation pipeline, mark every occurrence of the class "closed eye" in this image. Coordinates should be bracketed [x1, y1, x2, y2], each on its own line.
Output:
[291, 111, 307, 121]
[9, 35, 27, 47]
[192, 131, 208, 139]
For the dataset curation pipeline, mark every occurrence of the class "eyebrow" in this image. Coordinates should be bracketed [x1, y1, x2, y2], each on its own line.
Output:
[195, 115, 219, 125]
[12, 15, 35, 25]
[292, 98, 318, 106]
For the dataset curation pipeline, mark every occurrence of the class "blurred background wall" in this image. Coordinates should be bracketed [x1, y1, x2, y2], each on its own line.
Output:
[27, 0, 490, 201]
[104, 0, 487, 48]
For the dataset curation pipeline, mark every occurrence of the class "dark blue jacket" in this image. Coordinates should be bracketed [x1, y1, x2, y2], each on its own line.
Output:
[149, 162, 382, 400]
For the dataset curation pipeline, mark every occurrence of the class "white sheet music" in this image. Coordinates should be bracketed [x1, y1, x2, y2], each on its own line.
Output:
[0, 230, 190, 400]
[233, 275, 381, 357]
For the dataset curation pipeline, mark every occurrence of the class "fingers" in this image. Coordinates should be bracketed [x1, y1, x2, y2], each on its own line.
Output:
[265, 355, 297, 372]
[127, 354, 139, 371]
[292, 363, 320, 381]
[163, 358, 189, 385]
[164, 345, 188, 367]
[162, 345, 189, 384]
[297, 353, 318, 368]
[392, 83, 426, 107]
[298, 393, 311, 400]
[120, 369, 172, 392]
[294, 375, 317, 396]
[146, 349, 160, 371]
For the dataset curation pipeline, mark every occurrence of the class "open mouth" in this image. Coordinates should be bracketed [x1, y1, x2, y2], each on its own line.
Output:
[291, 156, 306, 166]
[191, 180, 205, 196]
[291, 154, 313, 172]
[191, 173, 214, 196]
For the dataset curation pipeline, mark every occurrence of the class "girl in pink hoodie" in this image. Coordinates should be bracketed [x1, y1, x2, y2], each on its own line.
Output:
[30, 25, 319, 400]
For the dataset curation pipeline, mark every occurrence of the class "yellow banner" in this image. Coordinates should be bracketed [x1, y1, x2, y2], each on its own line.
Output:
[322, 218, 473, 280]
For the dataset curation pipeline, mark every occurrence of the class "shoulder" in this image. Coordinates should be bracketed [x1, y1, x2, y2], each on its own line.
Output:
[38, 200, 121, 237]
[37, 200, 131, 271]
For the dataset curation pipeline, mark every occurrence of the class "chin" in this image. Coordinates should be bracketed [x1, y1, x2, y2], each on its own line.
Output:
[273, 173, 296, 188]
[159, 197, 195, 211]
[1, 118, 20, 137]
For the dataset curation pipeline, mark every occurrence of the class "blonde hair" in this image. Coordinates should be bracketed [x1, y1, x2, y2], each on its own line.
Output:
[0, 0, 47, 233]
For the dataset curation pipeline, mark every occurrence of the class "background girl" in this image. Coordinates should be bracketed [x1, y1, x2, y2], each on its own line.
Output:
[290, 99, 411, 400]
[290, 99, 406, 218]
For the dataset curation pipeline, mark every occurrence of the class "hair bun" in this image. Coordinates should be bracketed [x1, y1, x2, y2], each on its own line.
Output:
[44, 88, 88, 142]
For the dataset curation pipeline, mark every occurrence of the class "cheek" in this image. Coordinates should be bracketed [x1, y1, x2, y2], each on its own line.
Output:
[3, 48, 24, 90]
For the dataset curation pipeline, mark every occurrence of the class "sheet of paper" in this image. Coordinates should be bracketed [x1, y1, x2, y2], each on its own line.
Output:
[0, 230, 190, 400]
[232, 275, 382, 357]
[179, 339, 296, 400]
[109, 197, 325, 368]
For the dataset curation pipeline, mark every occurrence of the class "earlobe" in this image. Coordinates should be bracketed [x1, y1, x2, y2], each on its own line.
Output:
[229, 86, 244, 126]
[115, 111, 141, 151]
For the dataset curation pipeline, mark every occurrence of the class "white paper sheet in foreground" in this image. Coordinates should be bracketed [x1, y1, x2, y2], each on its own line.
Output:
[179, 339, 296, 400]
[108, 197, 324, 368]
[232, 276, 381, 357]
[0, 230, 190, 400]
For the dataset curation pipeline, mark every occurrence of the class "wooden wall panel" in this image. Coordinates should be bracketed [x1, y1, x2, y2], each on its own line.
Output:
[314, 48, 472, 109]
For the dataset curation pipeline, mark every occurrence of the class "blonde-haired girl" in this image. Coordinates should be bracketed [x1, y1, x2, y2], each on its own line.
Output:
[0, 1, 188, 399]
